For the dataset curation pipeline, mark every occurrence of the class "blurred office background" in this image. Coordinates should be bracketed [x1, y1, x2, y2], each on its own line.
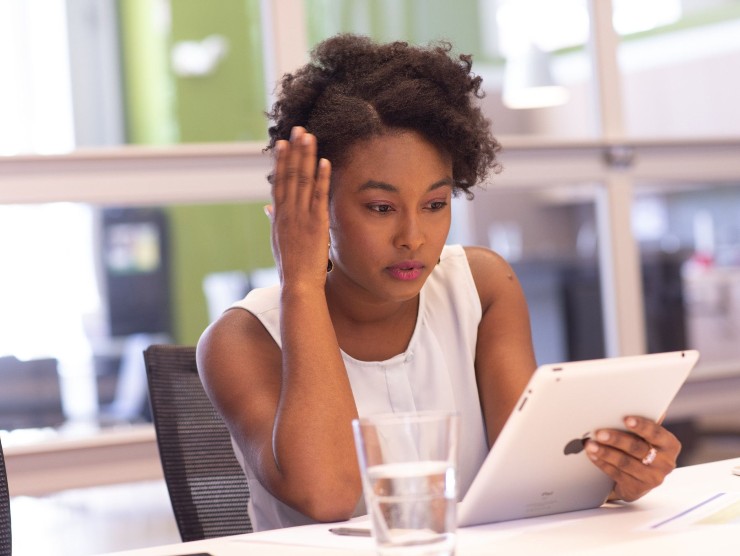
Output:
[1, 0, 740, 554]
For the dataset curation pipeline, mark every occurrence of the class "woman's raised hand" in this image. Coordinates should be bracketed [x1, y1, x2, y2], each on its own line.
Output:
[268, 126, 332, 288]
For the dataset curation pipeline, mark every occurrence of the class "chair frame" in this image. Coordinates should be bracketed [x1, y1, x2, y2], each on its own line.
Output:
[0, 438, 11, 556]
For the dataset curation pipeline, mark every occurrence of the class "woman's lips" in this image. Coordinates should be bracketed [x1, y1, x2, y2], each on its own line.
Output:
[386, 260, 424, 281]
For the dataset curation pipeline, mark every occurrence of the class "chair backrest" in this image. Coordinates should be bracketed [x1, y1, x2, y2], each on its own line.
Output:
[143, 344, 252, 542]
[0, 355, 64, 430]
[0, 438, 11, 556]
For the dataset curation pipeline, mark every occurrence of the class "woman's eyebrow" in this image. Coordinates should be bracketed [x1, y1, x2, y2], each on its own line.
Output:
[357, 180, 398, 193]
[357, 176, 454, 193]
[428, 177, 454, 191]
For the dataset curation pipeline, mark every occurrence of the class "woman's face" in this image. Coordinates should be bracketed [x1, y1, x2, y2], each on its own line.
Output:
[327, 130, 453, 305]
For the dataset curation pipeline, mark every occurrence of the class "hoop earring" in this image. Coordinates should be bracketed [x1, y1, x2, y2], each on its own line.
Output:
[326, 241, 334, 273]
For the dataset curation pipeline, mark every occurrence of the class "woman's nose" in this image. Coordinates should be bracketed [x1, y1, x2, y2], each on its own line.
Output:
[394, 214, 425, 250]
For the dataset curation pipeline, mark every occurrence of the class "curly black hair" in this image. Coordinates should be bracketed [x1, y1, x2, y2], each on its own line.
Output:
[266, 34, 501, 197]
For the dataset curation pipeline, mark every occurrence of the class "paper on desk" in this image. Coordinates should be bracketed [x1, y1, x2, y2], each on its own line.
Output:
[228, 513, 577, 553]
[647, 492, 740, 530]
[227, 517, 376, 551]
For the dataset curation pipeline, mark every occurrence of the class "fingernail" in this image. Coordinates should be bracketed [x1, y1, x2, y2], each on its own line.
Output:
[263, 204, 273, 218]
[626, 417, 638, 428]
[303, 133, 312, 145]
[596, 430, 610, 442]
[586, 442, 599, 453]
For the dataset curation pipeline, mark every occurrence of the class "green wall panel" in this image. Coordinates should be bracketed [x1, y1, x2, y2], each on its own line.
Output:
[118, 0, 177, 144]
[305, 0, 482, 57]
[169, 0, 267, 142]
[167, 203, 274, 345]
[119, 0, 272, 345]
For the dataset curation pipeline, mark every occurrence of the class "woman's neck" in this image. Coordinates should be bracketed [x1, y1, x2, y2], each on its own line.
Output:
[326, 287, 420, 361]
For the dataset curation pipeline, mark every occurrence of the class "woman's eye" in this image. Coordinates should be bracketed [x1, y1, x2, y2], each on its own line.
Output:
[428, 200, 448, 210]
[368, 204, 393, 213]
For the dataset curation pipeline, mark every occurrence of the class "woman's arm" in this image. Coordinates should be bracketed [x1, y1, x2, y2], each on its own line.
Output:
[466, 246, 538, 448]
[467, 246, 682, 500]
[197, 128, 361, 522]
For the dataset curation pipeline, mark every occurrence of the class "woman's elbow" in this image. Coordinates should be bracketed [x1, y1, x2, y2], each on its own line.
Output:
[296, 481, 362, 523]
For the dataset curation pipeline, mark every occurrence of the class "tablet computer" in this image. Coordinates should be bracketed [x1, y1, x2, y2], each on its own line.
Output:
[457, 349, 700, 527]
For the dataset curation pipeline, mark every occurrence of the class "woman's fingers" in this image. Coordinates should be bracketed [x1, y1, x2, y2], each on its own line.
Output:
[593, 416, 679, 465]
[272, 127, 301, 206]
[273, 126, 330, 221]
[282, 127, 304, 205]
[268, 126, 331, 284]
[275, 127, 315, 205]
[585, 416, 681, 502]
[296, 132, 319, 206]
[313, 157, 331, 213]
[272, 140, 288, 205]
[623, 416, 679, 455]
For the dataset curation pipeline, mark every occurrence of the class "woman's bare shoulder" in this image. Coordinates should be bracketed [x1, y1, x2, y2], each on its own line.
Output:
[463, 245, 512, 271]
[462, 245, 521, 309]
[197, 307, 280, 386]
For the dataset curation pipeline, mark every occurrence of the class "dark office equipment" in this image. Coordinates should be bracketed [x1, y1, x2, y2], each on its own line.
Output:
[641, 254, 687, 353]
[514, 253, 687, 363]
[102, 207, 171, 337]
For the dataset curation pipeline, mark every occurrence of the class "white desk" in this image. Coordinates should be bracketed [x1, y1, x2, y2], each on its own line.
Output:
[100, 457, 740, 556]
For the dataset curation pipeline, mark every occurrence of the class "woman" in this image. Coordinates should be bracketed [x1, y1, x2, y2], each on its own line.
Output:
[197, 34, 680, 531]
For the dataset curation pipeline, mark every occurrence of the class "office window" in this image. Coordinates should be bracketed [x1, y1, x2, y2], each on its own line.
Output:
[633, 181, 740, 368]
[0, 0, 74, 155]
[303, 0, 599, 138]
[0, 204, 99, 426]
[0, 198, 273, 430]
[616, 0, 740, 137]
[458, 181, 602, 365]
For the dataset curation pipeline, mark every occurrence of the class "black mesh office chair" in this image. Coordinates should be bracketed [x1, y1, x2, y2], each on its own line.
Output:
[144, 344, 252, 542]
[0, 438, 11, 556]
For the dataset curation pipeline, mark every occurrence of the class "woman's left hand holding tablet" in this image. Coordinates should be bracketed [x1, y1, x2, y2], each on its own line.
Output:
[585, 415, 681, 502]
[268, 126, 332, 290]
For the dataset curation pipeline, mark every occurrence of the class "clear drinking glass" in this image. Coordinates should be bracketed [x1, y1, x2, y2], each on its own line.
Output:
[352, 411, 459, 556]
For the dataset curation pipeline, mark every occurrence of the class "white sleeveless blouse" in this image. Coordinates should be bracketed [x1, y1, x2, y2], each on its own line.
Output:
[229, 244, 489, 531]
